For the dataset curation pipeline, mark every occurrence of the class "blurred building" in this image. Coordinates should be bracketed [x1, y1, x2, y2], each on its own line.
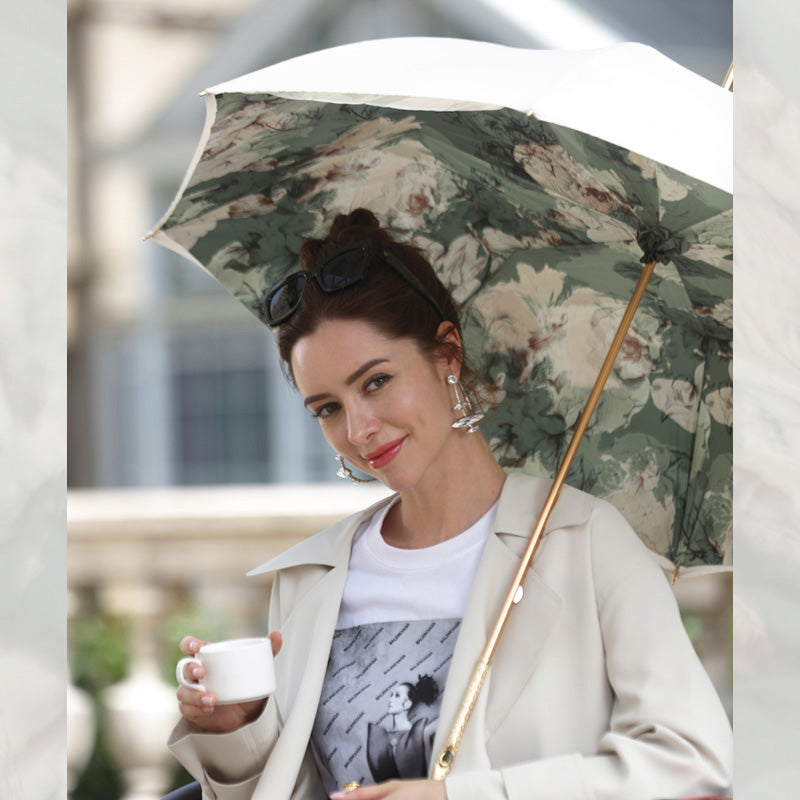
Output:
[67, 0, 732, 489]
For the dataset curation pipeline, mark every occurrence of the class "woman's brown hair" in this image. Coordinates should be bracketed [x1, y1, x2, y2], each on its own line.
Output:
[276, 208, 483, 403]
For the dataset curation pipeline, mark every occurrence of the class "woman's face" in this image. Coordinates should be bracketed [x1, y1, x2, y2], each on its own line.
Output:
[290, 318, 458, 492]
[387, 684, 412, 714]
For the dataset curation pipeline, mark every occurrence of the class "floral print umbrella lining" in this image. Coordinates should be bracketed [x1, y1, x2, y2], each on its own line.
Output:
[152, 39, 732, 573]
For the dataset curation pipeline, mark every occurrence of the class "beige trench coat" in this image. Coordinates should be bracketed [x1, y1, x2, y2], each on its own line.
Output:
[168, 473, 733, 800]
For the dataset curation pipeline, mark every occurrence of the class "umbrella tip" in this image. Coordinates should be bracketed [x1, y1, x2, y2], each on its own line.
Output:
[722, 63, 733, 91]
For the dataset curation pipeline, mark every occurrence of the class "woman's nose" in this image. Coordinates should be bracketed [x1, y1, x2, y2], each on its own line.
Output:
[346, 402, 378, 444]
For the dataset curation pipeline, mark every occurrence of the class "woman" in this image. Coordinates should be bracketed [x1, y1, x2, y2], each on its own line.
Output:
[171, 209, 732, 800]
[366, 675, 440, 783]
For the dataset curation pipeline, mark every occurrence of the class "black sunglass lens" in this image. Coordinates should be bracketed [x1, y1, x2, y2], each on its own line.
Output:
[318, 247, 369, 292]
[267, 272, 308, 323]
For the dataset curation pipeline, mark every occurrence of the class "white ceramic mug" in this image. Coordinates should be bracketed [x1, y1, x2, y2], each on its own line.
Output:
[176, 637, 276, 705]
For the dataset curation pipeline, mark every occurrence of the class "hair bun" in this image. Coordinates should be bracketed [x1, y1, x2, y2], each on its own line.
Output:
[410, 673, 440, 706]
[345, 208, 380, 230]
[300, 208, 385, 268]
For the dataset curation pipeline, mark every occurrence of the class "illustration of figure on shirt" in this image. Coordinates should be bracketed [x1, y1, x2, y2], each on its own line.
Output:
[366, 674, 440, 782]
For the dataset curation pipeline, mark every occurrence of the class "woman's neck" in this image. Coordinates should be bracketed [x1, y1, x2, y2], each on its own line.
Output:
[389, 712, 412, 732]
[381, 433, 506, 549]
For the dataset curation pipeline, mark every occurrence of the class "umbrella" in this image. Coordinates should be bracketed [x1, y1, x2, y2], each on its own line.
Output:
[149, 37, 732, 783]
[151, 37, 732, 578]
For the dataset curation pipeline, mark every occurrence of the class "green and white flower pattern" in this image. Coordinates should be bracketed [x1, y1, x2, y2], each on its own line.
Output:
[159, 95, 732, 571]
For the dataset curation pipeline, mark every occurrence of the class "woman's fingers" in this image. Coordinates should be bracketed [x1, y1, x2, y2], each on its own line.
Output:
[331, 784, 390, 800]
[330, 780, 447, 800]
[268, 630, 283, 656]
[180, 658, 205, 683]
[176, 685, 216, 718]
[179, 635, 211, 655]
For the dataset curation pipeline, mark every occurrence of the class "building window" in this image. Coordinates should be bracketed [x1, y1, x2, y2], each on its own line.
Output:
[170, 328, 271, 484]
[172, 365, 270, 484]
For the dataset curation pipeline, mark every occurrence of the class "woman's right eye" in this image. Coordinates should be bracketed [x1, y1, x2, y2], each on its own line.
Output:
[312, 402, 340, 420]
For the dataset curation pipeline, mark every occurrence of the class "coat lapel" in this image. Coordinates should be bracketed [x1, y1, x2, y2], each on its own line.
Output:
[254, 563, 348, 799]
[430, 473, 593, 772]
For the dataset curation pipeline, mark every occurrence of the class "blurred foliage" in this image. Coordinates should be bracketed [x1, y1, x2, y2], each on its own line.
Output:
[70, 612, 130, 692]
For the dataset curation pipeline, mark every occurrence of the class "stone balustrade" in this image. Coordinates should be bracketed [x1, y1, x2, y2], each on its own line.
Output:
[67, 483, 731, 798]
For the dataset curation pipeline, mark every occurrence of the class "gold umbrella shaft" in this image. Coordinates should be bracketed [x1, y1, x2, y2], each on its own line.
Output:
[431, 259, 657, 780]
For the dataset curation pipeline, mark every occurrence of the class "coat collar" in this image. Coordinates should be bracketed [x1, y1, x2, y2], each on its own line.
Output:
[246, 471, 593, 577]
[246, 492, 394, 575]
[494, 471, 593, 540]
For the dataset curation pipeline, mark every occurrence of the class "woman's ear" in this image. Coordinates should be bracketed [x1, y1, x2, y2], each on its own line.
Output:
[434, 321, 463, 378]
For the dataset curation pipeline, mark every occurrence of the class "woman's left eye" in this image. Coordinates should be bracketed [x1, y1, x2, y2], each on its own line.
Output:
[365, 373, 391, 392]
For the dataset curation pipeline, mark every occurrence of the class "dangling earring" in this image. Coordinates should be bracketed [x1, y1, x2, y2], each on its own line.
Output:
[335, 454, 377, 484]
[447, 374, 483, 434]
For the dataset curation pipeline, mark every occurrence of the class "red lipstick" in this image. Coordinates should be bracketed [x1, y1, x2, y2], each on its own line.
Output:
[365, 437, 406, 469]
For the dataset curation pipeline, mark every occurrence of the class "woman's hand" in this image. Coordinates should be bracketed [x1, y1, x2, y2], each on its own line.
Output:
[330, 780, 447, 800]
[176, 632, 282, 734]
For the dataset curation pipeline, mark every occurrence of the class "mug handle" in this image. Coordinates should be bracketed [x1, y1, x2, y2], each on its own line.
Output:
[176, 657, 206, 692]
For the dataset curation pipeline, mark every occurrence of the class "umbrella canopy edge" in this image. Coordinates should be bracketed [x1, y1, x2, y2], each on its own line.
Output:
[203, 38, 732, 193]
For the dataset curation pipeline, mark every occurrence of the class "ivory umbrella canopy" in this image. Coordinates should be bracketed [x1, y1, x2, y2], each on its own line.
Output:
[151, 37, 732, 576]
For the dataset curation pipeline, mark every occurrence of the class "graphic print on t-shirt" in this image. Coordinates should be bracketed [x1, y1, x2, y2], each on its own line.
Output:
[311, 618, 461, 795]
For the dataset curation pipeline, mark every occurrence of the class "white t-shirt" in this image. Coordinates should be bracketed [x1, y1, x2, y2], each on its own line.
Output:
[310, 498, 497, 795]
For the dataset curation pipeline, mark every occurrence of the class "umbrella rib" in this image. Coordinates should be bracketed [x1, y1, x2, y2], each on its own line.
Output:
[431, 259, 658, 781]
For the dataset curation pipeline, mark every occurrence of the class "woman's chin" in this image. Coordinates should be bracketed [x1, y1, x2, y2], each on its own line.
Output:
[377, 476, 405, 493]
[374, 471, 415, 494]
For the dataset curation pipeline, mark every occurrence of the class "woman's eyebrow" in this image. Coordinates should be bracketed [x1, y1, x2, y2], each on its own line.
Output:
[346, 358, 389, 386]
[303, 358, 390, 407]
[303, 392, 330, 408]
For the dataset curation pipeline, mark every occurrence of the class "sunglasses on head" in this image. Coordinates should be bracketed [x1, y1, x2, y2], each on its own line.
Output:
[261, 239, 447, 327]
